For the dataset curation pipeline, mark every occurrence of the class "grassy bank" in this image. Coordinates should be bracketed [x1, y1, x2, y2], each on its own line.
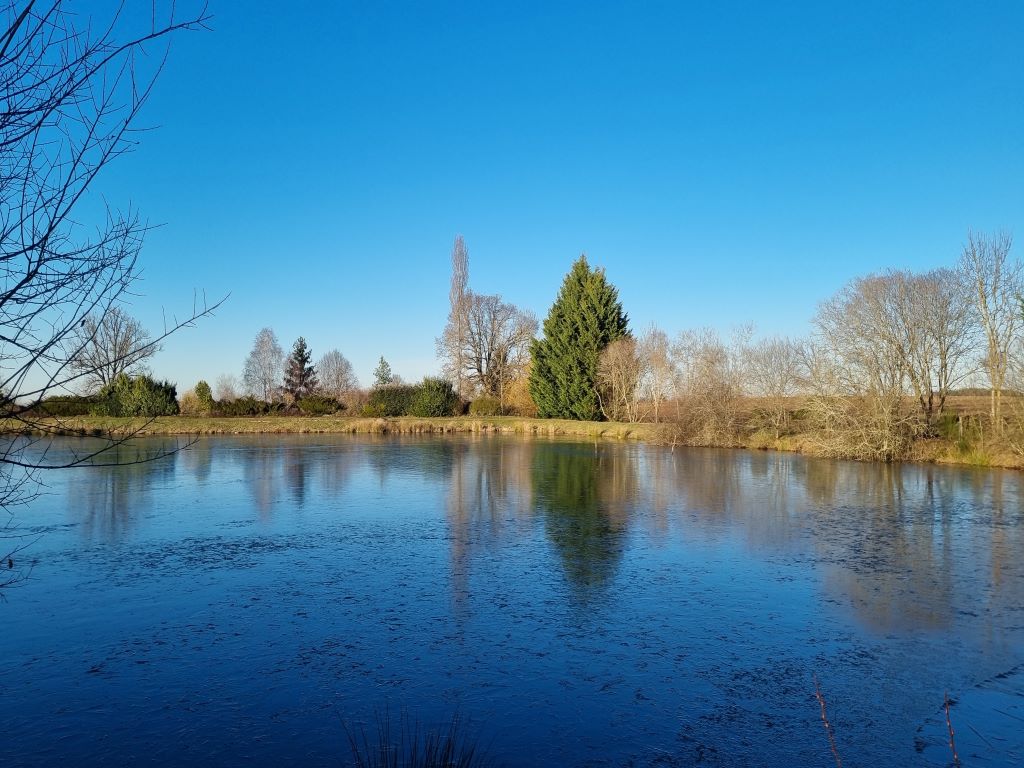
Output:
[23, 415, 661, 441]
[12, 415, 1023, 470]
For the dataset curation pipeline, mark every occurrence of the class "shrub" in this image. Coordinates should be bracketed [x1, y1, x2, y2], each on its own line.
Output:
[409, 378, 459, 417]
[178, 390, 203, 416]
[35, 395, 96, 417]
[468, 396, 502, 417]
[92, 374, 179, 417]
[195, 380, 214, 410]
[364, 384, 419, 417]
[297, 395, 343, 416]
[215, 396, 274, 416]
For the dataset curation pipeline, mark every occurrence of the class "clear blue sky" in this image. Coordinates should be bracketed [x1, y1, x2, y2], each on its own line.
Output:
[98, 1, 1024, 389]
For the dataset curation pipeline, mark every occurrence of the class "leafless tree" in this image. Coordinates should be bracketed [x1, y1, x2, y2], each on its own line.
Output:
[671, 328, 746, 444]
[65, 307, 157, 392]
[958, 231, 1022, 432]
[243, 328, 284, 401]
[597, 337, 646, 422]
[316, 349, 358, 398]
[439, 291, 536, 410]
[214, 373, 240, 402]
[898, 269, 975, 423]
[637, 325, 673, 423]
[441, 235, 469, 398]
[1, 1, 216, 588]
[811, 277, 919, 459]
[743, 335, 804, 438]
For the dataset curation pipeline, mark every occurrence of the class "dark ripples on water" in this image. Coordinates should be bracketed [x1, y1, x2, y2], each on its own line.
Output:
[1, 435, 1022, 766]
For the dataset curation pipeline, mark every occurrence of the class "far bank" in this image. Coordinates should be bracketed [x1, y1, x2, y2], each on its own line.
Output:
[16, 415, 1024, 471]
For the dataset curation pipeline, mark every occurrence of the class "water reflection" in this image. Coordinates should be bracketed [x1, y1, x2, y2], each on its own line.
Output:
[531, 442, 633, 599]
[59, 435, 1024, 637]
[20, 435, 1023, 767]
[73, 440, 180, 539]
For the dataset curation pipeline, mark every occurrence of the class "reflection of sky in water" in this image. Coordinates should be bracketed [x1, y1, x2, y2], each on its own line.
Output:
[3, 435, 1022, 766]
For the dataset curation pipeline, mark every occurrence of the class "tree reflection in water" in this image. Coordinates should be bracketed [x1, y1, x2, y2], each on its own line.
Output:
[75, 440, 181, 540]
[531, 442, 635, 600]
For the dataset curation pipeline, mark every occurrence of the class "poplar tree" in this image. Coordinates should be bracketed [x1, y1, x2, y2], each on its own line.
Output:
[283, 337, 318, 401]
[529, 255, 630, 420]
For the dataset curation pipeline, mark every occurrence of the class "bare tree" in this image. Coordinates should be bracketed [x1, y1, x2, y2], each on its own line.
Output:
[243, 328, 284, 402]
[671, 328, 746, 444]
[958, 231, 1022, 432]
[901, 269, 975, 423]
[637, 325, 673, 423]
[317, 349, 358, 398]
[597, 337, 646, 422]
[811, 277, 918, 459]
[743, 335, 804, 438]
[440, 291, 536, 409]
[214, 373, 240, 402]
[66, 307, 158, 392]
[1, 1, 216, 588]
[441, 235, 470, 398]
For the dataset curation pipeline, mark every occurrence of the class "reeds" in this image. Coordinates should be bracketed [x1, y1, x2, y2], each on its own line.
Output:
[343, 709, 492, 768]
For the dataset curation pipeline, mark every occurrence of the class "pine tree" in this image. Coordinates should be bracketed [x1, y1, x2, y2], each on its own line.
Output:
[529, 255, 629, 420]
[373, 356, 394, 388]
[283, 337, 318, 401]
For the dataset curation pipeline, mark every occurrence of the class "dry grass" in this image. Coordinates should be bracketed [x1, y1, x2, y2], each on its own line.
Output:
[14, 415, 660, 441]
[10, 400, 1023, 470]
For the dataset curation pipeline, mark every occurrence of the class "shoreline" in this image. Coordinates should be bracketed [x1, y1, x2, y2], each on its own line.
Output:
[15, 415, 1024, 470]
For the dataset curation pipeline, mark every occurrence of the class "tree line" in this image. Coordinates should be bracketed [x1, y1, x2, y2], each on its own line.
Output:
[437, 232, 1024, 462]
[28, 230, 1024, 463]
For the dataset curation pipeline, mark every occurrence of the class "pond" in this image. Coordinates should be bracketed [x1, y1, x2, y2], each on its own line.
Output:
[2, 435, 1022, 766]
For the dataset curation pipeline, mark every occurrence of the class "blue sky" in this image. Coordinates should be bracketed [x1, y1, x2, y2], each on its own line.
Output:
[98, 1, 1024, 389]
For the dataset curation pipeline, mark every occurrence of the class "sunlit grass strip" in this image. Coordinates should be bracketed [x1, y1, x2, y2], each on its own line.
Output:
[12, 415, 661, 441]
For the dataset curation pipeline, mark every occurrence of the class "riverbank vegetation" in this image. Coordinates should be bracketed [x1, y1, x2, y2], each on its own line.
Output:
[21, 233, 1024, 470]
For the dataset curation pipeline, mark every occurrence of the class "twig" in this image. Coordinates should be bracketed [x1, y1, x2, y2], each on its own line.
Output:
[814, 674, 842, 768]
[945, 691, 961, 767]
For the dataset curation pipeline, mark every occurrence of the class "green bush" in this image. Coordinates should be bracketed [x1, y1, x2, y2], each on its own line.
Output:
[215, 396, 275, 416]
[363, 384, 419, 417]
[468, 396, 502, 416]
[35, 395, 96, 417]
[91, 374, 179, 417]
[195, 380, 214, 410]
[409, 377, 459, 417]
[297, 395, 343, 416]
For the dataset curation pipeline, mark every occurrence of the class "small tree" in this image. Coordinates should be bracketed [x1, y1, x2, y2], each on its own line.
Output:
[373, 356, 395, 388]
[195, 380, 214, 413]
[317, 349, 358, 397]
[214, 374, 240, 402]
[283, 337, 318, 401]
[529, 255, 629, 420]
[597, 337, 646, 422]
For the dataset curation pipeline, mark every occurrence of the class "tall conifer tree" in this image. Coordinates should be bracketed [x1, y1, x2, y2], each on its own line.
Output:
[529, 255, 629, 420]
[283, 337, 318, 400]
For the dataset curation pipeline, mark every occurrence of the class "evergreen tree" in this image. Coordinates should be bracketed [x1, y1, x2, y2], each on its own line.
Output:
[373, 356, 394, 388]
[283, 337, 318, 400]
[529, 255, 629, 420]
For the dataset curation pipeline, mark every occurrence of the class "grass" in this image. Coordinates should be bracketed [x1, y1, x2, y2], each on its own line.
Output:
[343, 709, 492, 768]
[8, 408, 1023, 469]
[15, 414, 661, 441]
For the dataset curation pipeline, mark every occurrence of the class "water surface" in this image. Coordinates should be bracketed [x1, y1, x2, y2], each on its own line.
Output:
[2, 435, 1022, 766]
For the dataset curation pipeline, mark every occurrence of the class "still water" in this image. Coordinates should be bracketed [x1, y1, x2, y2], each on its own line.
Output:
[2, 435, 1022, 766]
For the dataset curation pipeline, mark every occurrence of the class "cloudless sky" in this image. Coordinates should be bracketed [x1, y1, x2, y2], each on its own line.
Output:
[95, 1, 1024, 389]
